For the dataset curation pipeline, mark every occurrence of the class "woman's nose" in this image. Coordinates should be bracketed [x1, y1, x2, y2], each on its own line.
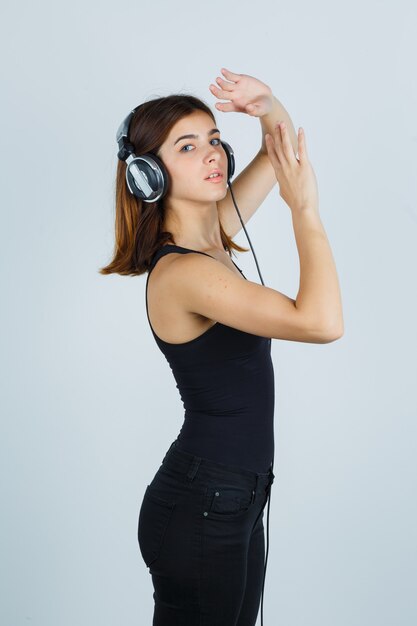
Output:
[206, 148, 220, 163]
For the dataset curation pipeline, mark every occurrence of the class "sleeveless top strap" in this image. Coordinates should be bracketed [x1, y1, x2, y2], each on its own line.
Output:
[149, 244, 246, 278]
[149, 244, 216, 273]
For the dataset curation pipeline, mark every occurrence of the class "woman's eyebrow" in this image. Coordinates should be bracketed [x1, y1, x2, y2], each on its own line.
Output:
[173, 128, 220, 146]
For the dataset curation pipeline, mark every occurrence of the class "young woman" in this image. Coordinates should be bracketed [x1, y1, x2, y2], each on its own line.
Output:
[100, 68, 344, 626]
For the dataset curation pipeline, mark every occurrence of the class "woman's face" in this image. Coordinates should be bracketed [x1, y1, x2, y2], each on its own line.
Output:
[157, 110, 228, 204]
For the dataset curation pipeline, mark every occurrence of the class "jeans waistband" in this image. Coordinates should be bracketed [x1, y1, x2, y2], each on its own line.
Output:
[160, 438, 275, 492]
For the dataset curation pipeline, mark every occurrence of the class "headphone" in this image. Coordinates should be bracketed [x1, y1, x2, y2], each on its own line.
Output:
[116, 105, 236, 203]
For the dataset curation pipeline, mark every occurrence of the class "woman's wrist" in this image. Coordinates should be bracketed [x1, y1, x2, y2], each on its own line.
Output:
[291, 206, 323, 231]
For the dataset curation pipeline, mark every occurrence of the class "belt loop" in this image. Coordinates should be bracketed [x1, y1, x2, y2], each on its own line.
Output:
[186, 456, 201, 482]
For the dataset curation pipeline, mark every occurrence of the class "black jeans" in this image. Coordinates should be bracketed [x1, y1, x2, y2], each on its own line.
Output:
[138, 438, 275, 625]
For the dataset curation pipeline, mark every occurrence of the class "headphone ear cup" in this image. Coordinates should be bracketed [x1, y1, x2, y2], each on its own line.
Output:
[220, 141, 235, 182]
[125, 152, 170, 203]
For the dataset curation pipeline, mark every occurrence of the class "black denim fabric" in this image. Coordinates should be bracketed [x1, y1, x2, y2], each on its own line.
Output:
[138, 438, 275, 625]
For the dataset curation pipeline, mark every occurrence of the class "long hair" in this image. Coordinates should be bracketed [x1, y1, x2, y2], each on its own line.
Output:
[99, 94, 249, 276]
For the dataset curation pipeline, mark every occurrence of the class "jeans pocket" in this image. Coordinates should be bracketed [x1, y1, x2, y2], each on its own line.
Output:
[203, 481, 254, 521]
[137, 485, 176, 567]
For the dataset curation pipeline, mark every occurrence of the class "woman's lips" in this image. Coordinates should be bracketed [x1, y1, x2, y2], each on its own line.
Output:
[205, 174, 224, 183]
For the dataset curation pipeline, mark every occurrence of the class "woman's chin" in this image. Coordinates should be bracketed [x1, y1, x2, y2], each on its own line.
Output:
[202, 182, 228, 197]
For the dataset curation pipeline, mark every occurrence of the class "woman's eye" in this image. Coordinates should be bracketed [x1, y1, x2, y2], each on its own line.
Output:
[180, 138, 221, 152]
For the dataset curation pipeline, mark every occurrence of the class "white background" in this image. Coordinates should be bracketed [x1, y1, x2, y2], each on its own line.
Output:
[1, 0, 416, 624]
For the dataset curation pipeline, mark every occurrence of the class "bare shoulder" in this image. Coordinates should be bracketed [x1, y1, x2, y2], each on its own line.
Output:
[147, 252, 217, 344]
[165, 252, 333, 344]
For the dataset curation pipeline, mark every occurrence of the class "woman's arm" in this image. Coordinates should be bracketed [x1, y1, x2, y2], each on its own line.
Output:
[265, 123, 344, 335]
[210, 69, 298, 238]
[258, 95, 298, 156]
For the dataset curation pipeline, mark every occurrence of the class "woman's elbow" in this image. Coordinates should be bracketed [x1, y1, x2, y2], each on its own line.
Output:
[320, 322, 344, 343]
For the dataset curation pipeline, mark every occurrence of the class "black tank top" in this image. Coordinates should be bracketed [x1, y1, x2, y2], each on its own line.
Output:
[145, 244, 275, 473]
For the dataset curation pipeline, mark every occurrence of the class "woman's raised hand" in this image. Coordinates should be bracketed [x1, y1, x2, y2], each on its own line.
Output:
[209, 67, 274, 117]
[265, 123, 319, 214]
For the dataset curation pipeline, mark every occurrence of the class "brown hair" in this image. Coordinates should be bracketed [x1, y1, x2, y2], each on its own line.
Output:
[99, 94, 249, 277]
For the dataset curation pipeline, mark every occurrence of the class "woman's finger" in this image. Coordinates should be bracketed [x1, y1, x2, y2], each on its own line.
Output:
[215, 101, 236, 113]
[298, 127, 308, 163]
[220, 67, 241, 82]
[265, 133, 281, 172]
[215, 76, 234, 92]
[272, 123, 286, 163]
[280, 123, 298, 164]
[209, 83, 232, 101]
